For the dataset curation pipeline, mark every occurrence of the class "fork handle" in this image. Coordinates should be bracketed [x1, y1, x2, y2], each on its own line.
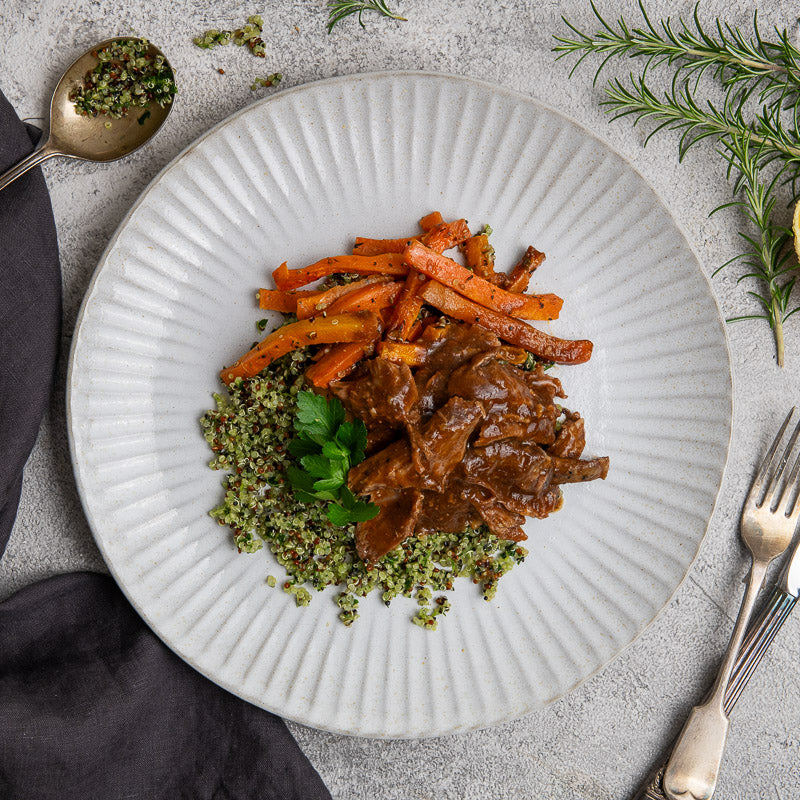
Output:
[662, 559, 768, 800]
[630, 588, 796, 800]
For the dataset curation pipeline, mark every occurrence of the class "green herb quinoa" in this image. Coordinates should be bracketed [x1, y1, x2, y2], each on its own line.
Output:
[201, 349, 528, 629]
[69, 38, 176, 120]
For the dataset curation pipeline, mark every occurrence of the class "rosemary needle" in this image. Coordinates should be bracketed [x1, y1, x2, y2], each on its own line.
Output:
[326, 0, 407, 34]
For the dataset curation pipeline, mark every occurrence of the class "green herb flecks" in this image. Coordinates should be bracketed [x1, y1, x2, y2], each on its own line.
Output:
[555, 3, 800, 366]
[193, 15, 267, 57]
[69, 38, 176, 120]
[327, 0, 406, 34]
[287, 391, 378, 527]
[201, 352, 528, 627]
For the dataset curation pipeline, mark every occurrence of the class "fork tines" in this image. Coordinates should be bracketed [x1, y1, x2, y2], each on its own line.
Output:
[753, 407, 800, 515]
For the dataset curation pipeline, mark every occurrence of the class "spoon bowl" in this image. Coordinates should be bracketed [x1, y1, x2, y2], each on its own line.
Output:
[0, 37, 175, 191]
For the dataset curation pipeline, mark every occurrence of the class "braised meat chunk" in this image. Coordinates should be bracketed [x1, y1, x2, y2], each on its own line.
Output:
[331, 358, 420, 452]
[339, 323, 608, 564]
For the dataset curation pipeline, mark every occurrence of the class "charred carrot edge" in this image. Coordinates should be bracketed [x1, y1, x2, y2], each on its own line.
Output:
[272, 254, 407, 291]
[505, 246, 546, 293]
[325, 281, 403, 315]
[305, 341, 371, 387]
[418, 211, 444, 232]
[461, 233, 496, 281]
[418, 281, 592, 364]
[220, 311, 383, 384]
[352, 236, 419, 256]
[422, 219, 471, 254]
[405, 241, 563, 321]
[295, 275, 393, 319]
[257, 288, 320, 313]
[376, 340, 428, 368]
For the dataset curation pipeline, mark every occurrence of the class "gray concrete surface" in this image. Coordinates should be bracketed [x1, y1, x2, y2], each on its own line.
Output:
[2, 1, 800, 797]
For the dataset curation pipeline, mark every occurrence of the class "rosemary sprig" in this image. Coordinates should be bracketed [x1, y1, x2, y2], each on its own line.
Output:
[326, 0, 406, 34]
[713, 133, 798, 365]
[555, 2, 800, 105]
[556, 3, 800, 366]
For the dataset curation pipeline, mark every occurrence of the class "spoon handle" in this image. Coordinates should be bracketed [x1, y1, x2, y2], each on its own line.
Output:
[0, 142, 60, 192]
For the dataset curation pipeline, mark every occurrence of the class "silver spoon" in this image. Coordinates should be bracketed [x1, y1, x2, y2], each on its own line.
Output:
[0, 37, 175, 192]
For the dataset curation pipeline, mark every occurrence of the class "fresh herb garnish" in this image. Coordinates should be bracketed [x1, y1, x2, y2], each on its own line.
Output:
[326, 0, 407, 34]
[555, 3, 800, 366]
[287, 391, 378, 526]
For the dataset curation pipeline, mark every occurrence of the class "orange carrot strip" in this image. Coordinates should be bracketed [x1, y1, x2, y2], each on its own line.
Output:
[272, 254, 407, 291]
[385, 269, 427, 338]
[305, 342, 371, 387]
[419, 211, 444, 232]
[461, 233, 497, 281]
[295, 275, 392, 319]
[405, 241, 563, 321]
[220, 312, 382, 384]
[325, 281, 403, 315]
[376, 340, 428, 368]
[257, 288, 320, 313]
[505, 246, 546, 293]
[417, 281, 592, 364]
[422, 219, 471, 253]
[352, 236, 418, 256]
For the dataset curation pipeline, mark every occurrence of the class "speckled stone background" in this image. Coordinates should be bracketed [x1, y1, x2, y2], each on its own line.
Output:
[2, 1, 800, 798]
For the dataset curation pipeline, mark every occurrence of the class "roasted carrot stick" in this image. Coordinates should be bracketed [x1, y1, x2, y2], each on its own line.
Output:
[352, 236, 418, 256]
[349, 213, 458, 255]
[272, 254, 407, 291]
[257, 288, 321, 313]
[418, 211, 444, 232]
[376, 340, 428, 368]
[417, 281, 592, 364]
[305, 342, 371, 387]
[461, 233, 497, 282]
[295, 275, 392, 319]
[385, 270, 427, 340]
[423, 219, 471, 253]
[325, 281, 403, 315]
[220, 312, 383, 384]
[505, 246, 545, 293]
[405, 241, 563, 321]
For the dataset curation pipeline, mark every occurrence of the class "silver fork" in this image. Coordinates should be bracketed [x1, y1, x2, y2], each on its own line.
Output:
[663, 408, 800, 800]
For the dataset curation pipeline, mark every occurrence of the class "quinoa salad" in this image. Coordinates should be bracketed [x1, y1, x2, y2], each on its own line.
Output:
[201, 350, 527, 629]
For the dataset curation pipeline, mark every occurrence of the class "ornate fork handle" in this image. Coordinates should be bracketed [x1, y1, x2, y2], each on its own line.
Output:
[631, 588, 797, 800]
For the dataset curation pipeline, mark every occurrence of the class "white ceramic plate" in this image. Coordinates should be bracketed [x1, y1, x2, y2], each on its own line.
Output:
[67, 72, 732, 738]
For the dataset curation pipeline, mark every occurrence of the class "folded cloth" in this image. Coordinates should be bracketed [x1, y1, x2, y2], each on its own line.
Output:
[0, 91, 61, 552]
[0, 92, 331, 800]
[0, 573, 331, 800]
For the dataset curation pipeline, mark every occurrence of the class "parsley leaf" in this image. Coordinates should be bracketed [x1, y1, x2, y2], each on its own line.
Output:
[335, 420, 367, 463]
[287, 390, 378, 527]
[327, 488, 380, 526]
[294, 391, 345, 444]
